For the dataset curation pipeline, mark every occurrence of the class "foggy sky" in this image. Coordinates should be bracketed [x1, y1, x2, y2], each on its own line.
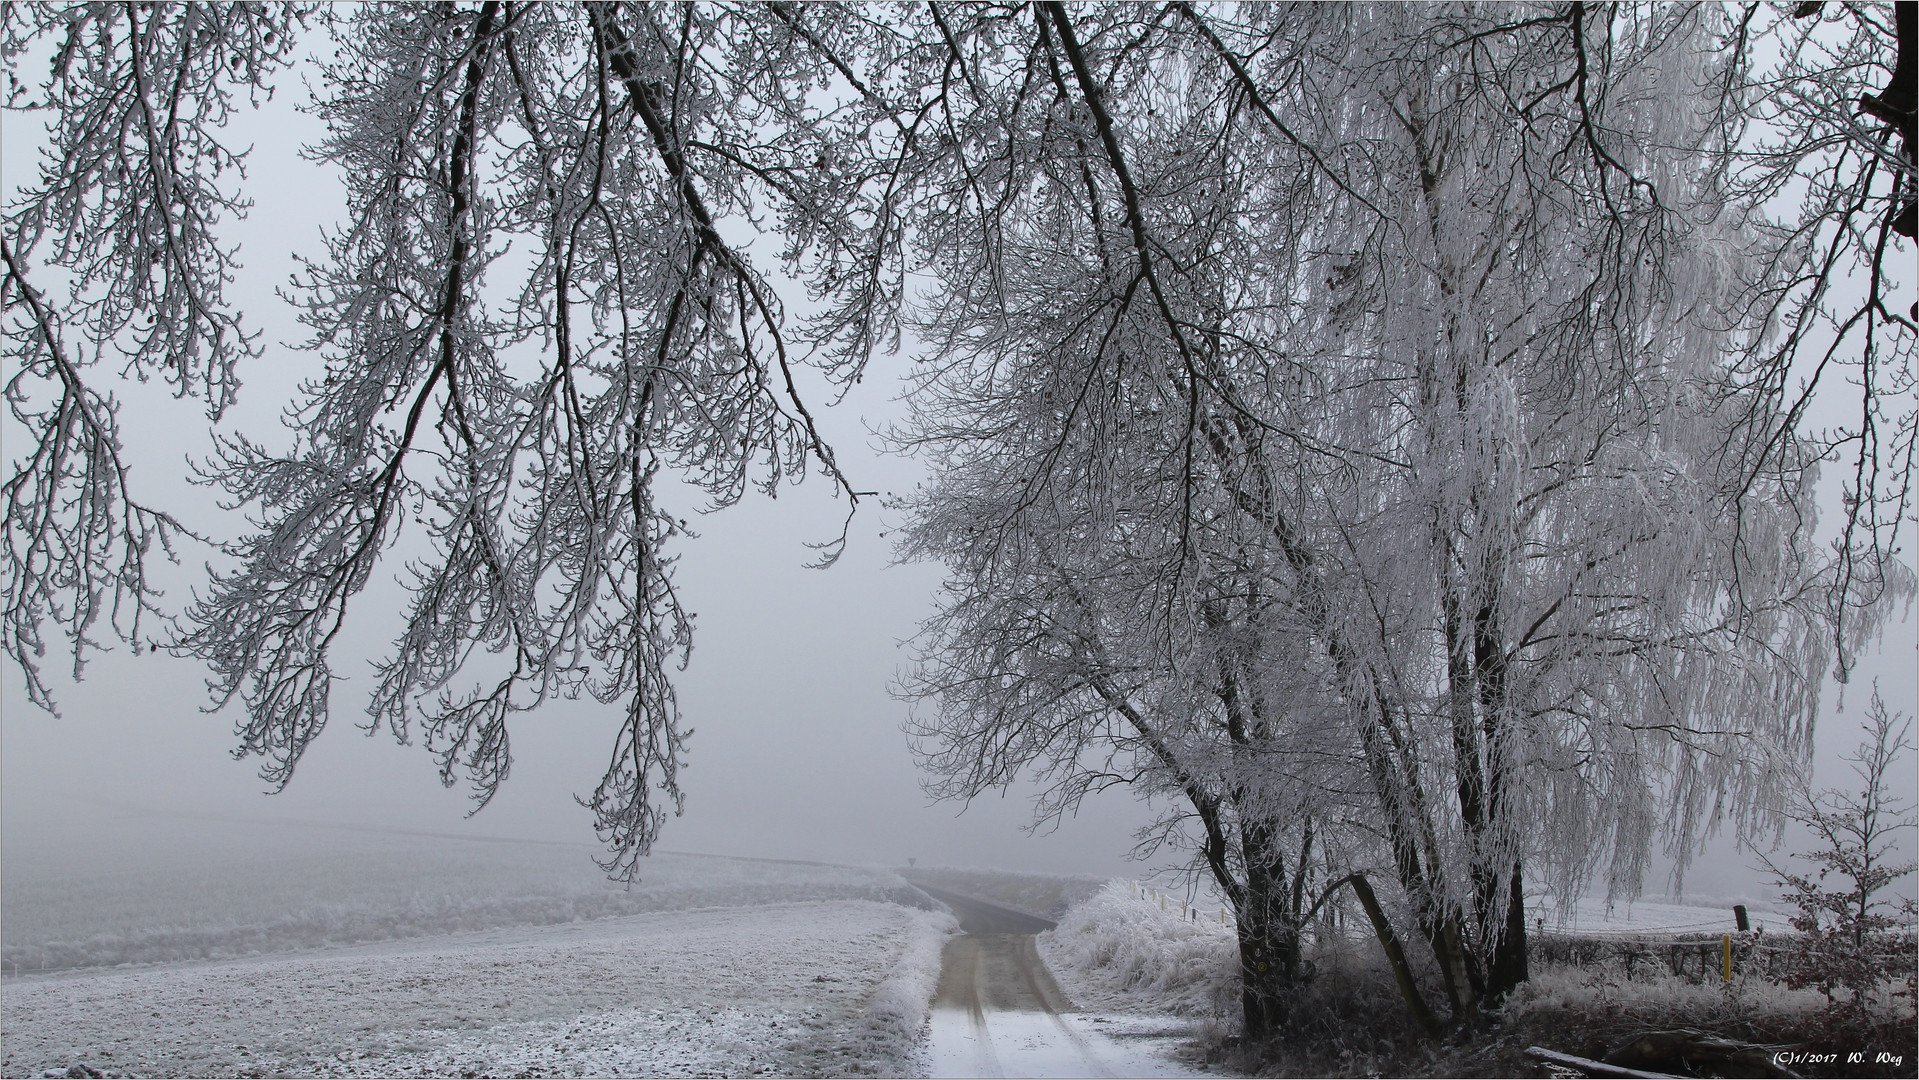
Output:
[1, 50, 1912, 897]
[0, 85, 1162, 883]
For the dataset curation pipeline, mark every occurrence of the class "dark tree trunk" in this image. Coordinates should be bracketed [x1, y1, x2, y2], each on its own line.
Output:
[1356, 690, 1478, 1020]
[1472, 600, 1529, 1004]
[1349, 874, 1441, 1035]
[1236, 917, 1301, 1041]
[1483, 860, 1529, 1001]
[1235, 822, 1302, 1041]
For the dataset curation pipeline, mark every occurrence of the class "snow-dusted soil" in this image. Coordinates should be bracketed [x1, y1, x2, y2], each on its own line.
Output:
[916, 881, 1213, 1079]
[926, 1008, 1209, 1079]
[1, 900, 954, 1079]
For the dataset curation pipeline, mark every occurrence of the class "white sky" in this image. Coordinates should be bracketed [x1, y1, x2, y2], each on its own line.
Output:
[0, 29, 1911, 896]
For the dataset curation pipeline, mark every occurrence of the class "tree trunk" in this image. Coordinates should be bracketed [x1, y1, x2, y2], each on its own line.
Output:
[1484, 860, 1529, 1000]
[1235, 821, 1302, 1040]
[1435, 910, 1482, 1020]
[1474, 600, 1529, 1002]
[1236, 919, 1301, 1041]
[1349, 874, 1441, 1035]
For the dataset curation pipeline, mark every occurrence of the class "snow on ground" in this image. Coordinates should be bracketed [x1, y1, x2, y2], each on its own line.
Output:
[1, 900, 956, 1078]
[926, 1009, 1211, 1079]
[973, 879, 1230, 1078]
[901, 866, 1105, 922]
[1531, 893, 1777, 936]
[851, 897, 953, 1069]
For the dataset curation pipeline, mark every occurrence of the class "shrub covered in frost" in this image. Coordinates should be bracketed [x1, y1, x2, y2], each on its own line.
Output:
[1037, 879, 1238, 1017]
[1509, 963, 1834, 1026]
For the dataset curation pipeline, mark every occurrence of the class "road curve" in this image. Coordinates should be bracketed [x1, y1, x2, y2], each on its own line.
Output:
[908, 882, 1058, 936]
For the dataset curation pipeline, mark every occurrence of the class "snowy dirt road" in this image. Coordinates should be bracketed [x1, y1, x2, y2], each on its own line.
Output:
[915, 885, 1207, 1079]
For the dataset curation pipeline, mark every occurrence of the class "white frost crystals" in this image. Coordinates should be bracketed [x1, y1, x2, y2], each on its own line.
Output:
[891, 0, 1912, 1036]
[6, 3, 898, 881]
[1, 1, 1911, 1023]
[1, 898, 956, 1079]
[2, 2, 305, 712]
[1038, 881, 1238, 1020]
[168, 4, 871, 881]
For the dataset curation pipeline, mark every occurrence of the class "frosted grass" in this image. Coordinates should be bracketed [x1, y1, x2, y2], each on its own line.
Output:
[2, 900, 957, 1079]
[1038, 880, 1239, 1018]
[1033, 879, 1775, 1023]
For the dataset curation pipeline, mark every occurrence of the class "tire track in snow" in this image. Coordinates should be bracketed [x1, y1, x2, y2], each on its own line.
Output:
[921, 882, 1206, 1079]
[938, 934, 1004, 1078]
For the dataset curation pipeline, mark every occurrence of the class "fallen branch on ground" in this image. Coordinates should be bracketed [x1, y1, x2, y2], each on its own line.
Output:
[1604, 1028, 1805, 1078]
[1523, 1046, 1681, 1078]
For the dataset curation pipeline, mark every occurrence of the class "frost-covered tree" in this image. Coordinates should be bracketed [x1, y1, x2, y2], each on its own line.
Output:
[2, 1, 307, 711]
[171, 2, 883, 880]
[1297, 0, 1847, 1010]
[879, 2, 1394, 1034]
[0, 3, 1909, 1022]
[891, 1, 1903, 1035]
[2, 1, 912, 879]
[1711, 1, 1916, 679]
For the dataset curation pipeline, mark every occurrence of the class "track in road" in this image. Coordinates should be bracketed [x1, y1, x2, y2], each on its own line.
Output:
[911, 880, 1202, 1079]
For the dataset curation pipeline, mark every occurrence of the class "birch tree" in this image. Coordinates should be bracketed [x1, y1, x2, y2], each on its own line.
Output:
[891, 0, 1902, 1033]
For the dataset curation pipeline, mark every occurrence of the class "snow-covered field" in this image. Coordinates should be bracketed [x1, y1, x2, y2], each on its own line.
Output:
[5, 824, 1765, 1080]
[3, 900, 955, 1078]
[1530, 893, 1779, 937]
[900, 866, 1105, 922]
[2, 826, 929, 975]
[1, 826, 969, 1078]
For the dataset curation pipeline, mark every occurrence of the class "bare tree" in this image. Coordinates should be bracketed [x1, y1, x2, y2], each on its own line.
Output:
[3, 2, 906, 879]
[2, 1, 308, 711]
[1763, 687, 1916, 1006]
